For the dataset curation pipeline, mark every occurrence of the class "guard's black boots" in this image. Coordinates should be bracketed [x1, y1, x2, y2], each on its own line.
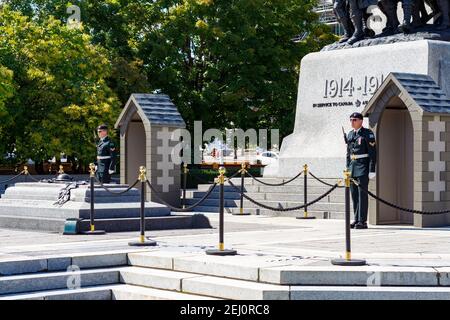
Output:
[355, 222, 368, 229]
[350, 221, 358, 229]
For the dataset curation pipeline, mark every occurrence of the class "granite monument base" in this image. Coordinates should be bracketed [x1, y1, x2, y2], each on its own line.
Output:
[266, 40, 450, 178]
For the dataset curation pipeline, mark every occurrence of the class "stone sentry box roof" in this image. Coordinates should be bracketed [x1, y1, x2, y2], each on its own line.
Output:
[363, 72, 450, 116]
[115, 94, 186, 128]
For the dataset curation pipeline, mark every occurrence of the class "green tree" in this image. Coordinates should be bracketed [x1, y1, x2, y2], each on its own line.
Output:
[0, 65, 14, 157]
[5, 0, 334, 140]
[4, 0, 152, 104]
[0, 6, 120, 164]
[134, 0, 335, 137]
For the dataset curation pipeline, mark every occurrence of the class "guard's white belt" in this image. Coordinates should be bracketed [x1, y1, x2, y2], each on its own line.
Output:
[351, 154, 369, 160]
[97, 156, 111, 160]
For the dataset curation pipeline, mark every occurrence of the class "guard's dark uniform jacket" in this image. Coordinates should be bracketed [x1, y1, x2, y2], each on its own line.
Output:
[95, 136, 117, 183]
[346, 127, 377, 224]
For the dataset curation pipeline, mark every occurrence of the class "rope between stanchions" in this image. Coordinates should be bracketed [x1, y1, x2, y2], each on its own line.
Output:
[309, 171, 344, 188]
[94, 178, 140, 195]
[26, 174, 41, 182]
[351, 178, 450, 215]
[0, 171, 26, 184]
[227, 179, 338, 212]
[244, 170, 303, 186]
[223, 169, 244, 182]
[147, 180, 218, 212]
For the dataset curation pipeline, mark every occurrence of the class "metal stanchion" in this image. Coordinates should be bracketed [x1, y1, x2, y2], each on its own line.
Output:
[233, 163, 251, 216]
[24, 165, 28, 182]
[182, 163, 188, 209]
[297, 164, 315, 220]
[206, 167, 237, 256]
[331, 170, 366, 266]
[129, 166, 157, 247]
[82, 163, 106, 235]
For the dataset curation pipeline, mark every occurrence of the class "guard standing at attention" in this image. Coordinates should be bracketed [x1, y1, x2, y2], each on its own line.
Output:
[346, 112, 377, 229]
[95, 124, 117, 183]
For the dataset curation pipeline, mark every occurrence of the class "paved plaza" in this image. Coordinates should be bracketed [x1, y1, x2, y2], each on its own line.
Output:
[2, 214, 450, 268]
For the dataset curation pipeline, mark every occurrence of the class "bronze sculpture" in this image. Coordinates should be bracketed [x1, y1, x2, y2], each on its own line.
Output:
[334, 0, 450, 44]
[437, 0, 450, 30]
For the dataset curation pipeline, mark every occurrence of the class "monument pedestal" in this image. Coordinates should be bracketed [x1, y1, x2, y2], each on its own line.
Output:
[266, 40, 450, 228]
[266, 40, 450, 178]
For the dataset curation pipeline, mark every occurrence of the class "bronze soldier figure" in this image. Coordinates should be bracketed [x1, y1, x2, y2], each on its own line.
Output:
[333, 0, 355, 43]
[437, 0, 450, 29]
[347, 0, 379, 44]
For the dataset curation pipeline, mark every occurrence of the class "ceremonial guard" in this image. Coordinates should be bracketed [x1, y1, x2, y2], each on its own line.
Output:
[345, 113, 377, 229]
[95, 124, 117, 183]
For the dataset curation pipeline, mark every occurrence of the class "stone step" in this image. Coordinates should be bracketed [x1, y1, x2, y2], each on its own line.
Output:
[186, 190, 346, 202]
[291, 286, 450, 300]
[111, 284, 219, 300]
[0, 200, 170, 220]
[225, 208, 345, 219]
[187, 205, 344, 218]
[185, 198, 349, 211]
[127, 252, 444, 287]
[182, 276, 290, 300]
[197, 184, 343, 194]
[0, 252, 128, 276]
[119, 265, 290, 300]
[77, 214, 212, 233]
[0, 267, 121, 295]
[228, 177, 341, 187]
[0, 213, 211, 233]
[2, 186, 141, 203]
[0, 285, 115, 300]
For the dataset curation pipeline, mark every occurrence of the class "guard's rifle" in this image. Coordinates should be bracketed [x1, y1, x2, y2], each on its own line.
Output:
[342, 126, 348, 145]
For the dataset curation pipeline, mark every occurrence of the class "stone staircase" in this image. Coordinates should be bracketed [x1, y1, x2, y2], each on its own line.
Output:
[2, 251, 450, 300]
[185, 176, 352, 219]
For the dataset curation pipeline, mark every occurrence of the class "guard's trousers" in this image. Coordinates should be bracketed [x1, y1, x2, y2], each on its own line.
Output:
[350, 175, 369, 223]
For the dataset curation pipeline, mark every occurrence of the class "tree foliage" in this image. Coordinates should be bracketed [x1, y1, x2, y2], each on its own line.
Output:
[1, 0, 334, 164]
[0, 6, 120, 164]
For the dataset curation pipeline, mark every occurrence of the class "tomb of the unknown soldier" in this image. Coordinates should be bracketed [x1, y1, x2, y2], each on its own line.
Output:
[2, 0, 450, 306]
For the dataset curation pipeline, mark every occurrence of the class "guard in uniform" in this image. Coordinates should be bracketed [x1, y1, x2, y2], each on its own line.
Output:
[346, 112, 377, 229]
[95, 124, 117, 183]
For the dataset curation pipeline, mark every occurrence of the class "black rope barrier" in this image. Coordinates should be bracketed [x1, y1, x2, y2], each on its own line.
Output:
[244, 170, 303, 186]
[26, 174, 42, 182]
[352, 178, 450, 215]
[94, 177, 140, 195]
[0, 171, 25, 184]
[227, 179, 339, 212]
[309, 171, 344, 188]
[147, 180, 218, 212]
[223, 169, 244, 182]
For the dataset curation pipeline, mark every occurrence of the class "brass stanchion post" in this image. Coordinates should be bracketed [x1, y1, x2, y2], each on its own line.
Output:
[182, 163, 188, 209]
[82, 163, 106, 235]
[24, 165, 29, 183]
[129, 166, 157, 247]
[233, 163, 251, 216]
[297, 164, 316, 220]
[206, 167, 237, 256]
[331, 170, 366, 266]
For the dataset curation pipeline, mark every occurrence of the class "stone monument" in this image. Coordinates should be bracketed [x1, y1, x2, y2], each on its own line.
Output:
[264, 1, 450, 227]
